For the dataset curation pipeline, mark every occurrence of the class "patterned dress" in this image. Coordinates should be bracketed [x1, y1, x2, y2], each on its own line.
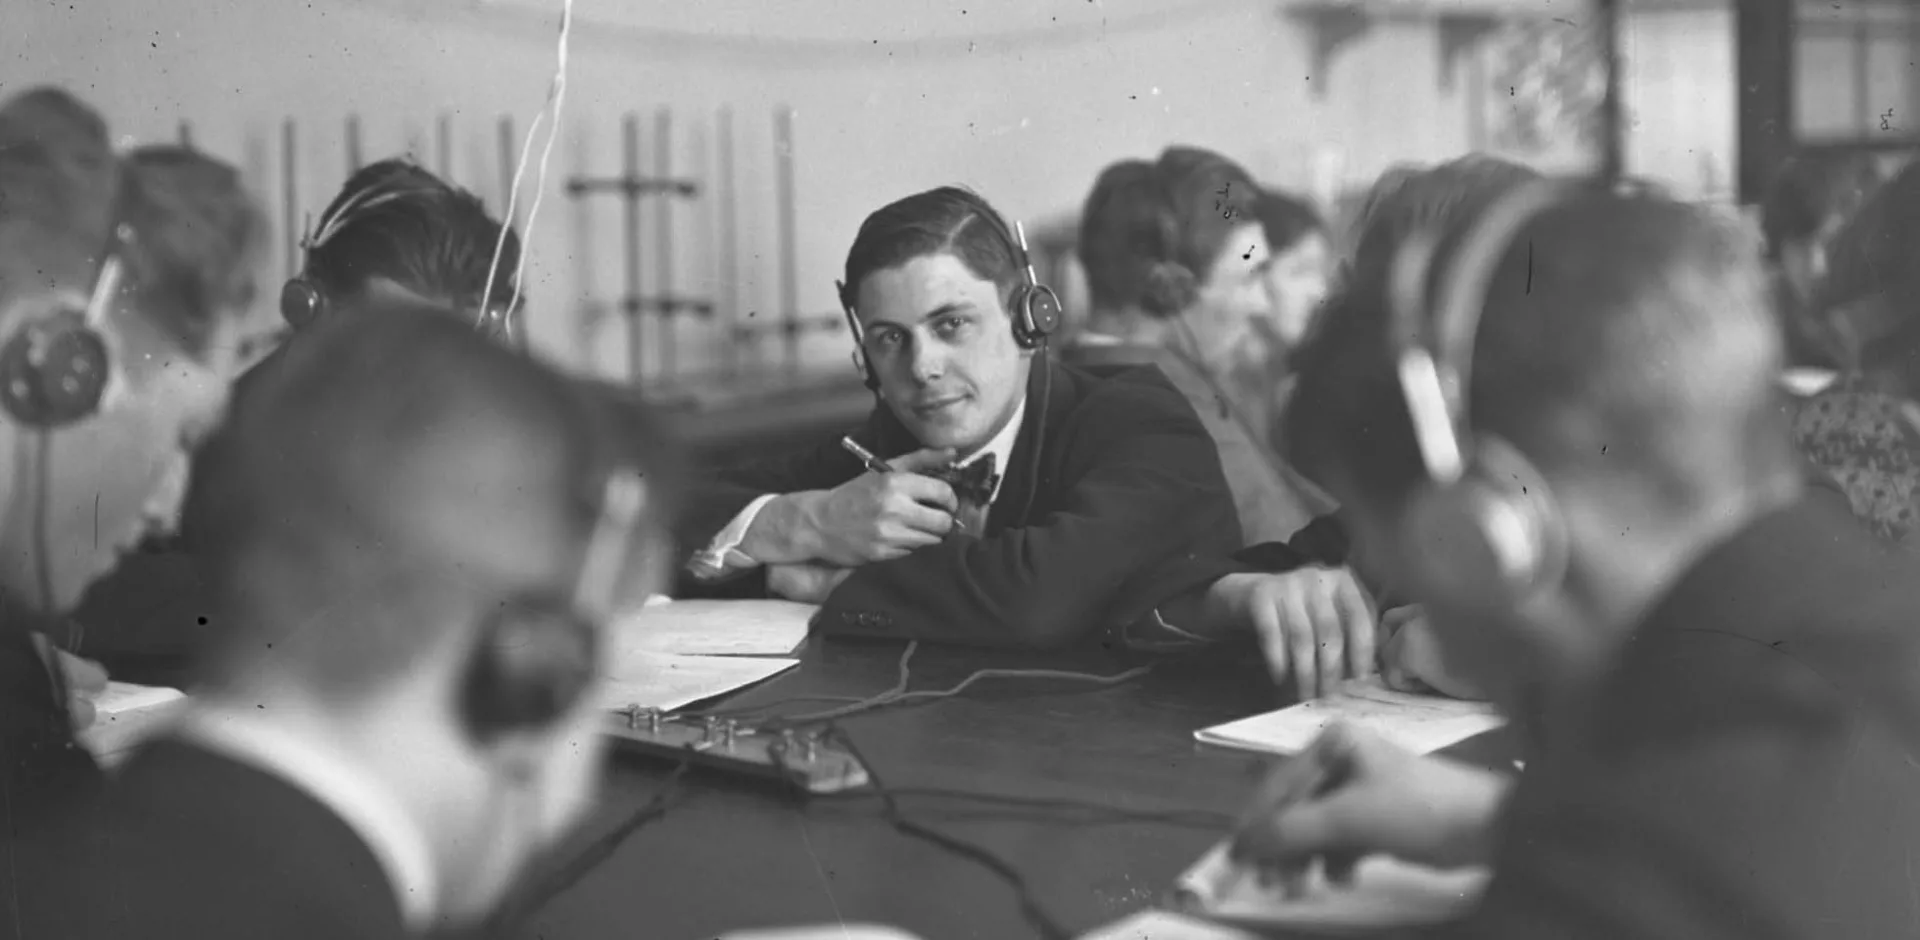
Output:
[1790, 380, 1920, 545]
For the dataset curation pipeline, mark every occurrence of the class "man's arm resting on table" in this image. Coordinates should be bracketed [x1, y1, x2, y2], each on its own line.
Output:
[816, 381, 1246, 649]
[686, 491, 834, 580]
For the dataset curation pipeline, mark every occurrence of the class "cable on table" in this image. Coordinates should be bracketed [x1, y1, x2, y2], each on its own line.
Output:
[692, 641, 1156, 729]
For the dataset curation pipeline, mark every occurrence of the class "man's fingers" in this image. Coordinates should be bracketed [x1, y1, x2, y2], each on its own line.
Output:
[59, 653, 109, 695]
[68, 697, 97, 731]
[1253, 604, 1291, 690]
[887, 499, 956, 538]
[1280, 589, 1319, 701]
[1337, 576, 1378, 680]
[1230, 795, 1347, 869]
[1305, 584, 1347, 694]
[889, 474, 959, 513]
[886, 447, 959, 474]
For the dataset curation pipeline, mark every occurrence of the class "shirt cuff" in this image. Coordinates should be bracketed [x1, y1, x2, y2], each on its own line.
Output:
[686, 493, 779, 581]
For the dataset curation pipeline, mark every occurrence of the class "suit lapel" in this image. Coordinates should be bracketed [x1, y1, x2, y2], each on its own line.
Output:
[987, 358, 1074, 534]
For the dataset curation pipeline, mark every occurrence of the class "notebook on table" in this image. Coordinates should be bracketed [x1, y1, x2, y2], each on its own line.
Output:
[613, 598, 815, 658]
[76, 681, 189, 767]
[1194, 677, 1506, 757]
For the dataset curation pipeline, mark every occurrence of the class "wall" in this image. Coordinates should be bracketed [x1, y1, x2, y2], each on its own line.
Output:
[1, 0, 1726, 385]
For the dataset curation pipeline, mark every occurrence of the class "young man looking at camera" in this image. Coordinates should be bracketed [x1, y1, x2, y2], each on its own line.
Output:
[677, 186, 1248, 649]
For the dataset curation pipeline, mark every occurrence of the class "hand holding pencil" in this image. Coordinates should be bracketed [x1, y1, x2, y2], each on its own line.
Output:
[1227, 722, 1511, 878]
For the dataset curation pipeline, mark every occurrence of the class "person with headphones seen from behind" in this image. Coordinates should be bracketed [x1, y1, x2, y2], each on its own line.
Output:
[1230, 180, 1920, 940]
[0, 87, 265, 832]
[19, 304, 680, 940]
[278, 156, 525, 344]
[678, 186, 1246, 649]
[76, 156, 528, 670]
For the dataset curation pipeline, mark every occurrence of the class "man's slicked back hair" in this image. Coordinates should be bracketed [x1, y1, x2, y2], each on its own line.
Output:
[184, 301, 683, 700]
[305, 158, 521, 312]
[840, 186, 1024, 313]
[1284, 187, 1787, 513]
[1346, 154, 1544, 290]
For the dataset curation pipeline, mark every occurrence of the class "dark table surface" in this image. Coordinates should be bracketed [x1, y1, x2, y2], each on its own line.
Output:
[508, 636, 1519, 940]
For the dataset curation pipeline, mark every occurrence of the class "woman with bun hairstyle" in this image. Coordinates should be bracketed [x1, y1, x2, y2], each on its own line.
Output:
[1065, 147, 1332, 543]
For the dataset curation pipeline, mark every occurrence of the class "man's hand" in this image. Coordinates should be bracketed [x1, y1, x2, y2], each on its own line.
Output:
[1379, 606, 1488, 701]
[1229, 722, 1511, 876]
[1216, 568, 1377, 701]
[790, 447, 961, 566]
[767, 563, 854, 603]
[53, 648, 108, 731]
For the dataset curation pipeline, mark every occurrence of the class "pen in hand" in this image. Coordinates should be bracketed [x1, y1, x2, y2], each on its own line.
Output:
[840, 436, 966, 532]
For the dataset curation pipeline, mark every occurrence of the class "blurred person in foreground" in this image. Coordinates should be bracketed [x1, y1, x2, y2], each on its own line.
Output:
[0, 86, 263, 838]
[1231, 178, 1920, 940]
[18, 304, 679, 940]
[76, 155, 527, 670]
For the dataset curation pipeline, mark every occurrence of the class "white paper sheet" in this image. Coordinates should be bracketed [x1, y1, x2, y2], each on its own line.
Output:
[596, 650, 799, 714]
[718, 927, 924, 940]
[1076, 910, 1267, 940]
[612, 598, 815, 657]
[1194, 677, 1506, 757]
[1172, 839, 1490, 934]
[75, 681, 189, 766]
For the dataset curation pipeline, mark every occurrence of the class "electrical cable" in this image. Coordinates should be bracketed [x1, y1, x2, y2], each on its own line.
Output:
[479, 0, 574, 337]
[486, 759, 691, 933]
[827, 724, 1073, 940]
[688, 640, 1155, 728]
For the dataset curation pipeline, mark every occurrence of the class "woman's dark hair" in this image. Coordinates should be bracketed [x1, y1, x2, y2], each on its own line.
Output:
[1251, 189, 1326, 256]
[1760, 151, 1883, 261]
[1073, 146, 1260, 318]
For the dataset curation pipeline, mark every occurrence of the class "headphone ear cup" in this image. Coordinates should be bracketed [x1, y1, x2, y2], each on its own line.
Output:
[280, 278, 324, 329]
[1017, 285, 1063, 349]
[461, 600, 600, 743]
[1401, 438, 1566, 605]
[0, 308, 112, 429]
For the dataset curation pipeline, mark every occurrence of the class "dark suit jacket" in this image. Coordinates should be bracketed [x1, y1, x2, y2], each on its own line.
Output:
[676, 358, 1246, 648]
[0, 614, 101, 833]
[11, 738, 410, 940]
[1440, 497, 1920, 940]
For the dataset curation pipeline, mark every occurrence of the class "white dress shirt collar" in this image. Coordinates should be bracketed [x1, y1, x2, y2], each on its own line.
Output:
[172, 703, 439, 928]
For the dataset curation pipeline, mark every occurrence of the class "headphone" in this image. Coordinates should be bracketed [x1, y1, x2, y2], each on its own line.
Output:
[838, 198, 1063, 391]
[1388, 178, 1580, 605]
[458, 464, 648, 743]
[281, 175, 516, 331]
[0, 223, 131, 430]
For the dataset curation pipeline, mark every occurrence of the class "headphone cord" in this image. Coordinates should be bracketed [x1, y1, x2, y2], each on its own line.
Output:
[1018, 340, 1053, 525]
[484, 759, 692, 934]
[689, 640, 1155, 727]
[28, 429, 81, 733]
[826, 724, 1073, 940]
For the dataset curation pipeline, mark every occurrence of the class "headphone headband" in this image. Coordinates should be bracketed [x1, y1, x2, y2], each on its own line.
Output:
[1391, 178, 1582, 486]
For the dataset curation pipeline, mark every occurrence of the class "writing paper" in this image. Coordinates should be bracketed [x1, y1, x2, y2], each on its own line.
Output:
[1173, 839, 1490, 933]
[612, 598, 815, 657]
[718, 927, 924, 940]
[76, 681, 189, 767]
[1194, 677, 1505, 757]
[1075, 910, 1267, 939]
[597, 650, 799, 714]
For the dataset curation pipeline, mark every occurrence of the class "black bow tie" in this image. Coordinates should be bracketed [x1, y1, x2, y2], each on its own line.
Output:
[933, 454, 999, 508]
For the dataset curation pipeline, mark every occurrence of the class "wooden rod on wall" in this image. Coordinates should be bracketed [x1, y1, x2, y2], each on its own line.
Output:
[656, 106, 677, 384]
